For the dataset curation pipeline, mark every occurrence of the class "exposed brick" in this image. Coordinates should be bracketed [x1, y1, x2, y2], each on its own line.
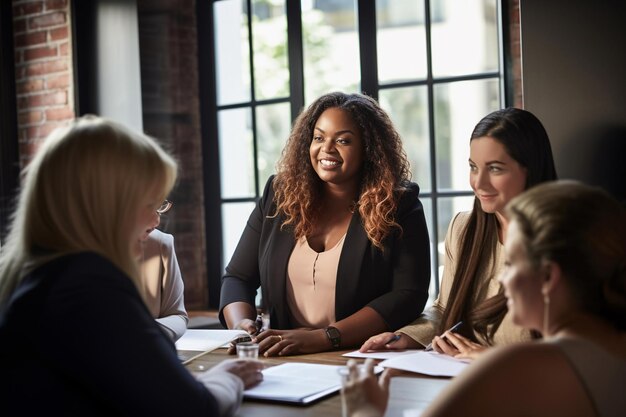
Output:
[23, 60, 68, 76]
[46, 73, 70, 89]
[26, 123, 60, 139]
[15, 30, 47, 47]
[13, 2, 44, 17]
[15, 50, 22, 65]
[18, 91, 67, 109]
[49, 26, 68, 41]
[59, 41, 69, 56]
[45, 0, 68, 11]
[45, 106, 74, 121]
[24, 45, 57, 61]
[19, 140, 43, 158]
[18, 110, 44, 126]
[16, 78, 45, 94]
[29, 12, 65, 29]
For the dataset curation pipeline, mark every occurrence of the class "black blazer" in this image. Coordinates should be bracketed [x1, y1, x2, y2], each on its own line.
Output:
[219, 176, 431, 331]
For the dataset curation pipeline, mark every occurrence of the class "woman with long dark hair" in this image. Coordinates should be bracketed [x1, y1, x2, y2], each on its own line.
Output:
[361, 107, 557, 357]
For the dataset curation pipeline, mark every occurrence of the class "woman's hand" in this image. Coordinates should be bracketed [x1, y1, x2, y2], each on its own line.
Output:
[359, 332, 419, 352]
[253, 328, 328, 357]
[342, 358, 389, 417]
[208, 358, 264, 389]
[226, 318, 260, 354]
[430, 331, 488, 360]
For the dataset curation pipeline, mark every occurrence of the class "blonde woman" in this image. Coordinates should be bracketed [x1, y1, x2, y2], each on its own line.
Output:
[345, 181, 626, 417]
[0, 116, 262, 416]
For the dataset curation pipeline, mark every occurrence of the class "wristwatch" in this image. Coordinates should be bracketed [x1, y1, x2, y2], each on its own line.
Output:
[324, 326, 341, 349]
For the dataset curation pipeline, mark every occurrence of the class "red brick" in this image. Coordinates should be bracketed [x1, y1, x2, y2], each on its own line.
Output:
[19, 140, 43, 159]
[18, 91, 67, 109]
[26, 123, 60, 139]
[18, 110, 44, 125]
[24, 45, 57, 61]
[29, 12, 65, 29]
[13, 2, 44, 17]
[23, 60, 68, 76]
[14, 30, 47, 48]
[16, 78, 44, 94]
[15, 50, 22, 65]
[59, 41, 69, 56]
[49, 26, 68, 41]
[45, 107, 74, 121]
[45, 0, 68, 11]
[46, 73, 70, 89]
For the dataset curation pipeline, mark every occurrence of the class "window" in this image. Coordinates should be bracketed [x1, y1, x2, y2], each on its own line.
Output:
[204, 0, 506, 305]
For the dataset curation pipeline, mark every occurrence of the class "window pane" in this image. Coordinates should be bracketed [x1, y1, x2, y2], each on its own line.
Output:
[252, 0, 290, 100]
[434, 78, 500, 191]
[379, 86, 431, 191]
[302, 0, 360, 104]
[218, 108, 255, 198]
[436, 195, 475, 277]
[222, 202, 256, 268]
[376, 0, 427, 83]
[431, 0, 498, 77]
[215, 0, 251, 105]
[256, 102, 291, 191]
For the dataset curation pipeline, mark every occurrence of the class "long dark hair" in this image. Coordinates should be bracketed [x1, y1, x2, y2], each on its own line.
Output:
[438, 108, 557, 343]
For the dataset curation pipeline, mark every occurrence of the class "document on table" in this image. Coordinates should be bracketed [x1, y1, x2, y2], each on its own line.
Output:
[379, 351, 470, 377]
[175, 329, 250, 364]
[244, 362, 382, 405]
[343, 349, 421, 360]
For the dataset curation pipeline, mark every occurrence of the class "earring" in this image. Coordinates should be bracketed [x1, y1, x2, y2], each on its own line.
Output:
[542, 290, 550, 337]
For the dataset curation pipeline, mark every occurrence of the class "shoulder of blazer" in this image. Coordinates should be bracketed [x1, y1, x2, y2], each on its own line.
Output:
[259, 175, 278, 215]
[396, 181, 422, 216]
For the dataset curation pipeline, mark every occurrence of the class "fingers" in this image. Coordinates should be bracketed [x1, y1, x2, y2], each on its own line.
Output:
[359, 332, 395, 352]
[255, 331, 287, 357]
[379, 369, 392, 394]
[235, 319, 258, 335]
[431, 335, 459, 356]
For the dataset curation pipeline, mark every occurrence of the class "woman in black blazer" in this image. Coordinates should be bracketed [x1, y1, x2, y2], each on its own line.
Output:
[219, 92, 431, 356]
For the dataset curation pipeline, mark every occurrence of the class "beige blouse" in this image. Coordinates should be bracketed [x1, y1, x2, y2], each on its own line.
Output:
[398, 211, 530, 347]
[285, 235, 346, 328]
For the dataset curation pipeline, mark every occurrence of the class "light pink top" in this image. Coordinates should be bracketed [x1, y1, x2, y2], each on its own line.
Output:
[286, 234, 346, 328]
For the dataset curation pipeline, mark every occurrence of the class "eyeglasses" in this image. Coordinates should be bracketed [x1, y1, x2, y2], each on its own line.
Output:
[156, 200, 173, 215]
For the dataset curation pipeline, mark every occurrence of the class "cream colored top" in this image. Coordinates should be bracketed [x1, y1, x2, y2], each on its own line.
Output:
[398, 211, 530, 347]
[286, 235, 346, 328]
[140, 229, 188, 341]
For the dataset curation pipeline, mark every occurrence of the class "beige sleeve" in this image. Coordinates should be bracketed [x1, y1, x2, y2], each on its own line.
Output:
[396, 212, 467, 347]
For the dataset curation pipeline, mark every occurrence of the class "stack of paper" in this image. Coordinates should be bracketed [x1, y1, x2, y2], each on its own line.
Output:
[175, 329, 250, 364]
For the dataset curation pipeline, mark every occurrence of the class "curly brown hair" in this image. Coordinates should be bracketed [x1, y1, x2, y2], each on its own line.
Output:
[272, 92, 411, 249]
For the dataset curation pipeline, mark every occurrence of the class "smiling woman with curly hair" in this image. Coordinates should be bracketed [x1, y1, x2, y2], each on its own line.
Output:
[219, 92, 431, 356]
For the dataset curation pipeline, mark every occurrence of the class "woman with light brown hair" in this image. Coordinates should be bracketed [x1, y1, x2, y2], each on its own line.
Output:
[219, 92, 431, 356]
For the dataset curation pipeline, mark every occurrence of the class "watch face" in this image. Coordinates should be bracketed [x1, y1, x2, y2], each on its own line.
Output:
[327, 327, 340, 339]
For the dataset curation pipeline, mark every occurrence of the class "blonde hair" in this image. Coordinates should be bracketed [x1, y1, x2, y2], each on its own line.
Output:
[0, 115, 178, 305]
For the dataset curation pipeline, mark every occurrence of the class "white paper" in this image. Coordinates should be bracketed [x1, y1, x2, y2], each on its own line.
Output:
[243, 362, 383, 404]
[343, 349, 421, 360]
[379, 351, 470, 377]
[175, 329, 249, 352]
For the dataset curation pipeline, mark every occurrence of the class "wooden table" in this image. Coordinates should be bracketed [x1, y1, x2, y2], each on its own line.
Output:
[182, 349, 451, 416]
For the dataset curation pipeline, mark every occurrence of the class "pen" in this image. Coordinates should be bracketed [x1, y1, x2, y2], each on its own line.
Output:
[386, 334, 401, 345]
[424, 321, 463, 352]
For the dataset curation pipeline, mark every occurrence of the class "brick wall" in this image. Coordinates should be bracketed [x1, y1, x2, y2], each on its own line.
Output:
[508, 0, 523, 108]
[12, 0, 74, 167]
[137, 0, 208, 309]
